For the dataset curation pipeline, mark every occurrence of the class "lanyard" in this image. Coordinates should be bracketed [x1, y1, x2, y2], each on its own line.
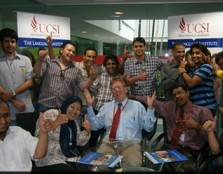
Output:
[113, 99, 128, 116]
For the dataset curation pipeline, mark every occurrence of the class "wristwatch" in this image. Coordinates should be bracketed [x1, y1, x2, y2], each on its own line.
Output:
[12, 90, 16, 97]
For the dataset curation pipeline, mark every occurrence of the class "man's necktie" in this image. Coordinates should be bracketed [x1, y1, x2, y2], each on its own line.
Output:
[170, 108, 184, 147]
[109, 103, 122, 141]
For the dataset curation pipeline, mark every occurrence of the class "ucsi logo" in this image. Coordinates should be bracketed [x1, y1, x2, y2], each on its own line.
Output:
[179, 17, 209, 33]
[31, 16, 60, 34]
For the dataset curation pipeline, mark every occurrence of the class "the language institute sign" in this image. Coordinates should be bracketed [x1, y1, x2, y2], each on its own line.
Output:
[17, 12, 70, 48]
[168, 11, 223, 54]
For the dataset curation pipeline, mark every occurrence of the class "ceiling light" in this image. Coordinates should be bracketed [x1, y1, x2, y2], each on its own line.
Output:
[115, 11, 124, 15]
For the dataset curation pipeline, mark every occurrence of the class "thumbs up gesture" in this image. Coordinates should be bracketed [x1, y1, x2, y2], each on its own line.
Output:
[82, 115, 91, 133]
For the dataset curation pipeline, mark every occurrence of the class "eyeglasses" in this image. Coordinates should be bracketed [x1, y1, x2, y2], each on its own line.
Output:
[111, 86, 125, 92]
[172, 91, 186, 98]
[0, 113, 10, 119]
[60, 70, 65, 80]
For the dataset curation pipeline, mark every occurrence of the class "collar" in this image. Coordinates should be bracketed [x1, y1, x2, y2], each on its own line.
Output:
[0, 52, 21, 60]
[133, 55, 148, 64]
[53, 57, 75, 68]
[181, 101, 193, 113]
[115, 98, 128, 106]
[169, 59, 180, 67]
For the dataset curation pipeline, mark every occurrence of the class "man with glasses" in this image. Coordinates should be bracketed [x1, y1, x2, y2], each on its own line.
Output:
[147, 85, 214, 172]
[83, 77, 157, 167]
[124, 37, 163, 97]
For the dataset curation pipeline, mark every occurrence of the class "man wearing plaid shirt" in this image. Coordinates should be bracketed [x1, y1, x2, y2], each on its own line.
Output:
[124, 37, 163, 97]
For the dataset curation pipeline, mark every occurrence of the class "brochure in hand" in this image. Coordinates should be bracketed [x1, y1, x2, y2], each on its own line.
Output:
[144, 149, 188, 164]
[77, 151, 123, 168]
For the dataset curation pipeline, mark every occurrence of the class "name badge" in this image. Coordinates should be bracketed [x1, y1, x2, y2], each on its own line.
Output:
[180, 133, 185, 142]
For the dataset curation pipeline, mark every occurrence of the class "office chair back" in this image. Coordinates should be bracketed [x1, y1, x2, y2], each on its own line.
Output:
[16, 111, 39, 136]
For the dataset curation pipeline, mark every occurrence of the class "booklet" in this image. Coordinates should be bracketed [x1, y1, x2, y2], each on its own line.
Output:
[144, 149, 188, 164]
[77, 151, 123, 168]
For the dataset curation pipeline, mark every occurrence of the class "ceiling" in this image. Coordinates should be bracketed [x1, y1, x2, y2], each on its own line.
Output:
[1, 0, 223, 44]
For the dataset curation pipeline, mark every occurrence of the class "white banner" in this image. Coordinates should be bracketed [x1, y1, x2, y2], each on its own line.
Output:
[168, 11, 223, 54]
[17, 11, 70, 47]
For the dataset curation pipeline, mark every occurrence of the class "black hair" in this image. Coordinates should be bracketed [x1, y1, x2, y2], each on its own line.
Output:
[60, 96, 82, 114]
[189, 43, 208, 56]
[103, 54, 119, 67]
[59, 41, 76, 56]
[132, 37, 146, 45]
[215, 51, 223, 65]
[171, 42, 185, 51]
[38, 47, 46, 54]
[84, 47, 97, 55]
[60, 41, 76, 49]
[171, 85, 188, 93]
[0, 28, 18, 42]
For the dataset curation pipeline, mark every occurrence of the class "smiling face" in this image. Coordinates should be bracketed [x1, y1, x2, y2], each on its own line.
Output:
[83, 50, 97, 69]
[110, 79, 128, 102]
[105, 59, 118, 76]
[60, 43, 76, 63]
[66, 101, 81, 120]
[191, 47, 207, 66]
[1, 37, 17, 57]
[133, 41, 146, 59]
[172, 45, 185, 63]
[172, 87, 189, 107]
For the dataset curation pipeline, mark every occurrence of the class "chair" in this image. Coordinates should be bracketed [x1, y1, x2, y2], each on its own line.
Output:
[16, 111, 40, 136]
[198, 150, 223, 173]
[146, 128, 210, 173]
[16, 111, 40, 172]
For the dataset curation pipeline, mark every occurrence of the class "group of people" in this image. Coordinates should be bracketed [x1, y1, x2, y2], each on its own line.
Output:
[0, 27, 222, 172]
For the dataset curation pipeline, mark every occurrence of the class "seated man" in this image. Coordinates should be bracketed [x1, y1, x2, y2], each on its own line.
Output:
[147, 85, 214, 172]
[0, 100, 51, 171]
[83, 77, 157, 167]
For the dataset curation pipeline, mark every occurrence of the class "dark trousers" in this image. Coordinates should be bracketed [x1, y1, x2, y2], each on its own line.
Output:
[38, 163, 77, 172]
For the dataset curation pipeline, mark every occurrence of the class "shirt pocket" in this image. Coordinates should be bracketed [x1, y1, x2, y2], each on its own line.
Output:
[124, 116, 136, 128]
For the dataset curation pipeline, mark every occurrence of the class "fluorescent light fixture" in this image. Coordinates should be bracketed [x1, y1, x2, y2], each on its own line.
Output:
[115, 11, 124, 15]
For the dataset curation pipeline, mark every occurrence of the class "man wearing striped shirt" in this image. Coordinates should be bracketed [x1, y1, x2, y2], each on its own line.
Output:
[178, 43, 217, 116]
[34, 41, 96, 111]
